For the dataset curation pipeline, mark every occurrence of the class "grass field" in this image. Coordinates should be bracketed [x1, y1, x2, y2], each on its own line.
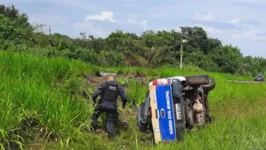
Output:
[0, 51, 265, 150]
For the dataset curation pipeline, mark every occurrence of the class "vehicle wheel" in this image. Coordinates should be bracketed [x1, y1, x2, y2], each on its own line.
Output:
[184, 98, 194, 129]
[203, 93, 212, 123]
[147, 117, 155, 145]
[201, 77, 215, 92]
[151, 133, 155, 146]
[185, 75, 210, 85]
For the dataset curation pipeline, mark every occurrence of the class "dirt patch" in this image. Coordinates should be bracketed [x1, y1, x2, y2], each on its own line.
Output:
[119, 108, 137, 119]
[28, 144, 43, 150]
[132, 76, 148, 85]
[120, 72, 148, 85]
[79, 72, 148, 86]
[78, 74, 105, 85]
[125, 72, 145, 78]
[57, 77, 64, 88]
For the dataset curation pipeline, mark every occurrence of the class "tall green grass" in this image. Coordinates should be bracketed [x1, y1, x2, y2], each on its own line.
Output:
[0, 52, 94, 149]
[0, 51, 265, 150]
[151, 113, 266, 150]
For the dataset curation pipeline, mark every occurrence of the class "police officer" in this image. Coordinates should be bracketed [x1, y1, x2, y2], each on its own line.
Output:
[91, 75, 127, 139]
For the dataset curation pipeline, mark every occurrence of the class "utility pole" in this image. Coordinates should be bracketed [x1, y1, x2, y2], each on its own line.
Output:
[179, 26, 187, 71]
[48, 25, 51, 36]
[180, 27, 184, 70]
[180, 40, 183, 70]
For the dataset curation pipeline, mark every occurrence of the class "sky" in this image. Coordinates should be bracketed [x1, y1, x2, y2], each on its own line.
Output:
[1, 0, 266, 58]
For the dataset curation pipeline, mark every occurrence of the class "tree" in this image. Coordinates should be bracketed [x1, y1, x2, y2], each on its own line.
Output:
[2, 3, 266, 75]
[181, 26, 208, 53]
[0, 4, 34, 47]
[209, 45, 243, 74]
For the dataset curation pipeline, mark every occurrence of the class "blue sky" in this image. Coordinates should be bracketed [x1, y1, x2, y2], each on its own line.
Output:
[2, 0, 266, 58]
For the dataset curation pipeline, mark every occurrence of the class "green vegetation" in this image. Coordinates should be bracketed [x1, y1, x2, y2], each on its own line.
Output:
[0, 51, 265, 150]
[1, 4, 266, 76]
[0, 4, 266, 150]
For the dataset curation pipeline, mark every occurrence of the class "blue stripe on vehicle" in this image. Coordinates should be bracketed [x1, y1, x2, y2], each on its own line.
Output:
[156, 85, 177, 141]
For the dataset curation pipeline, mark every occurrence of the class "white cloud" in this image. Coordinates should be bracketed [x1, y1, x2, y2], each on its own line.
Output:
[72, 13, 148, 38]
[126, 19, 148, 30]
[72, 22, 106, 38]
[85, 11, 118, 22]
[141, 20, 148, 30]
[192, 12, 215, 21]
[230, 17, 240, 24]
[72, 16, 147, 38]
[231, 33, 241, 39]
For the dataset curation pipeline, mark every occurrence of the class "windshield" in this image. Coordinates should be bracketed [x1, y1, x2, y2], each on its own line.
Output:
[256, 75, 263, 78]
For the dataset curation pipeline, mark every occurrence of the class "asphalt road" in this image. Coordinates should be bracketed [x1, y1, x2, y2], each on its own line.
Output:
[227, 80, 264, 84]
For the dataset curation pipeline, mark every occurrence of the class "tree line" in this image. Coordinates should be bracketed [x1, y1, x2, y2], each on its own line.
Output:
[1, 4, 266, 76]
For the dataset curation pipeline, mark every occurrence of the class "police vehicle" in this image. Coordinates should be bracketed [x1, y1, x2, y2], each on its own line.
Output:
[137, 75, 215, 144]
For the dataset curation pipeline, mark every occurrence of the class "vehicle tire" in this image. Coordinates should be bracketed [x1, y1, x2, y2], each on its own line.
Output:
[201, 77, 215, 92]
[151, 133, 156, 146]
[203, 93, 212, 123]
[184, 98, 194, 129]
[175, 125, 185, 141]
[185, 75, 210, 85]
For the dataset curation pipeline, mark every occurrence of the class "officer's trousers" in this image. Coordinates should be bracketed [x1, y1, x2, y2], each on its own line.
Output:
[91, 102, 118, 136]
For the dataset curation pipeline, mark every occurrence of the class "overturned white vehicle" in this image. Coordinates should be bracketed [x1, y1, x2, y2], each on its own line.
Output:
[137, 75, 215, 144]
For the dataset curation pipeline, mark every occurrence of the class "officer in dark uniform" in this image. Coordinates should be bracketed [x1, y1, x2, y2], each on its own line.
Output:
[91, 75, 127, 139]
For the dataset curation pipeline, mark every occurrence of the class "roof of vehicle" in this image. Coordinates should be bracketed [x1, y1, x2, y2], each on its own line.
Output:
[255, 75, 264, 77]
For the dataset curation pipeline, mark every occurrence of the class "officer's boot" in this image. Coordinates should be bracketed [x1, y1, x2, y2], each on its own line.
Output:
[108, 132, 116, 139]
